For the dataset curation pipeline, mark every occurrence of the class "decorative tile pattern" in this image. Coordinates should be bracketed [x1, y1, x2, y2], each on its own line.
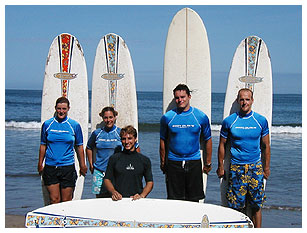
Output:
[26, 213, 251, 228]
[58, 34, 73, 98]
[244, 36, 262, 91]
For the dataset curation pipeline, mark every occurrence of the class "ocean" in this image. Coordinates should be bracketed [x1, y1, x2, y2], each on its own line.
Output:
[5, 90, 302, 228]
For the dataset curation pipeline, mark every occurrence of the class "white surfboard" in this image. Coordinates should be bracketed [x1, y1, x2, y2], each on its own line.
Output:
[41, 33, 89, 205]
[91, 33, 138, 133]
[25, 198, 253, 228]
[220, 36, 272, 214]
[163, 8, 211, 196]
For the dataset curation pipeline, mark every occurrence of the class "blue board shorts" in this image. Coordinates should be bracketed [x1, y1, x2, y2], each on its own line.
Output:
[227, 161, 266, 210]
[92, 168, 110, 197]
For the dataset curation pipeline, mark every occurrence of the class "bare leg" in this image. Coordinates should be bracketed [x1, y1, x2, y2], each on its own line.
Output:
[47, 184, 61, 204]
[252, 208, 262, 228]
[61, 187, 74, 202]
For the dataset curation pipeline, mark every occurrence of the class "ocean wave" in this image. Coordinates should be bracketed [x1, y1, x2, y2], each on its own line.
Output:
[5, 121, 41, 129]
[263, 205, 302, 211]
[5, 121, 302, 134]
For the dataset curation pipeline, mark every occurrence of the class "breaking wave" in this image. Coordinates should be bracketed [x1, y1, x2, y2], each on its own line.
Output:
[5, 121, 302, 134]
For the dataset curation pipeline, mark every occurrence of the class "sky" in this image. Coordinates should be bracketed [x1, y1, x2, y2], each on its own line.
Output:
[3, 2, 303, 94]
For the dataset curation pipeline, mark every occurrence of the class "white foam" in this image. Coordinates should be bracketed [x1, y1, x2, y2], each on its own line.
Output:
[5, 121, 302, 134]
[5, 121, 41, 129]
[211, 124, 302, 134]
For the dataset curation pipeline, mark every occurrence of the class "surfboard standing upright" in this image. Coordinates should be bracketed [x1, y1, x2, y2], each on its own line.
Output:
[163, 8, 211, 196]
[91, 33, 138, 133]
[41, 33, 89, 205]
[220, 36, 272, 211]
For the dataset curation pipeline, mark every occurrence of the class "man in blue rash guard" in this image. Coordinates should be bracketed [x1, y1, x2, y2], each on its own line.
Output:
[38, 97, 87, 204]
[217, 88, 271, 228]
[160, 84, 212, 202]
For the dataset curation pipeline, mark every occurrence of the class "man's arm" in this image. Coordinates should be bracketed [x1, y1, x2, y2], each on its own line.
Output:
[216, 136, 227, 178]
[159, 139, 166, 173]
[261, 134, 271, 179]
[104, 178, 122, 201]
[131, 181, 154, 200]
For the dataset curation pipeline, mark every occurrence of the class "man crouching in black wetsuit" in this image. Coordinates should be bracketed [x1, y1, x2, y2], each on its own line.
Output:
[104, 125, 154, 201]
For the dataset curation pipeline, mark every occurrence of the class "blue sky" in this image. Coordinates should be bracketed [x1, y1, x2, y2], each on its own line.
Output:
[4, 3, 303, 94]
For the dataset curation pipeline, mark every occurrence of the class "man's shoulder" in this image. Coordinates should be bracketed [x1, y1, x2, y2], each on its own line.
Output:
[110, 152, 122, 160]
[252, 111, 267, 120]
[223, 112, 238, 123]
[252, 111, 268, 125]
[191, 107, 208, 118]
[137, 152, 151, 164]
[162, 109, 177, 120]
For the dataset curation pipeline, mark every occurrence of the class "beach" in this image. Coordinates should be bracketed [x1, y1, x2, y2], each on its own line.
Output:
[5, 90, 302, 228]
[5, 215, 26, 228]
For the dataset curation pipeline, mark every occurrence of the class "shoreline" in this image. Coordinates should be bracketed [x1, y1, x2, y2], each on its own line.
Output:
[5, 215, 26, 228]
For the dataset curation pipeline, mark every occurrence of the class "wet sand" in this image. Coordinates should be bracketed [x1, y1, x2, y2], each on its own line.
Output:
[5, 215, 26, 228]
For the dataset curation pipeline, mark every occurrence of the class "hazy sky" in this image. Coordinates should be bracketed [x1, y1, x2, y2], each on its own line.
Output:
[4, 3, 303, 94]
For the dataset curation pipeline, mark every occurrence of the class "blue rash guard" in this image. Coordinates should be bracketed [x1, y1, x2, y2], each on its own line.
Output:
[220, 111, 269, 165]
[86, 125, 122, 172]
[160, 106, 211, 161]
[40, 116, 83, 166]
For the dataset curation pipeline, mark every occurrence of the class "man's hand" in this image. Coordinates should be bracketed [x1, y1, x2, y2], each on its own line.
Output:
[111, 191, 122, 201]
[130, 193, 144, 201]
[203, 164, 212, 175]
[216, 167, 225, 179]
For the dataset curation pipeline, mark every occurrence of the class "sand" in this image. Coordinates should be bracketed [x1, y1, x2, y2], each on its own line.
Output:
[5, 215, 26, 228]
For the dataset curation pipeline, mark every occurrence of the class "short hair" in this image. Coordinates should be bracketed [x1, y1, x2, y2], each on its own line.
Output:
[99, 106, 118, 118]
[55, 97, 70, 108]
[173, 84, 191, 96]
[237, 88, 254, 100]
[120, 125, 137, 139]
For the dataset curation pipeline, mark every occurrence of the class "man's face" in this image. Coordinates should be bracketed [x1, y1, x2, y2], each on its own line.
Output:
[174, 90, 191, 111]
[121, 133, 137, 151]
[237, 90, 254, 114]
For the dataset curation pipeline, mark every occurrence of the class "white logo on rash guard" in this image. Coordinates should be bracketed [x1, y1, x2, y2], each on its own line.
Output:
[126, 164, 134, 170]
[172, 125, 195, 128]
[235, 126, 257, 130]
[50, 129, 69, 133]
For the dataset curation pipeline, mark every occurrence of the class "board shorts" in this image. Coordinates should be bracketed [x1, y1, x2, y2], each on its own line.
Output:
[227, 161, 266, 210]
[166, 159, 205, 202]
[92, 168, 111, 197]
[42, 164, 77, 188]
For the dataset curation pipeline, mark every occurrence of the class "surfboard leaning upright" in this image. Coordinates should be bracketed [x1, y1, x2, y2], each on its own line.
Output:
[163, 8, 211, 196]
[220, 36, 272, 211]
[41, 33, 89, 205]
[91, 33, 138, 133]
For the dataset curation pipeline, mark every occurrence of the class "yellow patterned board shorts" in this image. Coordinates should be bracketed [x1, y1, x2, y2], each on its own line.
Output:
[227, 161, 266, 210]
